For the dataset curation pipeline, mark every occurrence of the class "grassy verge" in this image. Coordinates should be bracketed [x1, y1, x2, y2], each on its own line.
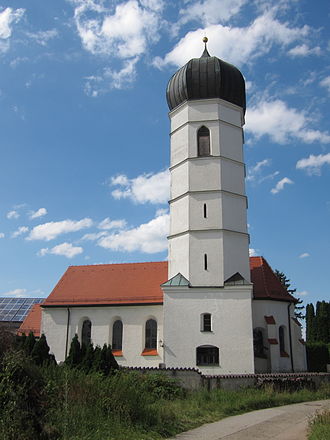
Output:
[308, 410, 330, 440]
[42, 369, 330, 440]
[1, 350, 329, 440]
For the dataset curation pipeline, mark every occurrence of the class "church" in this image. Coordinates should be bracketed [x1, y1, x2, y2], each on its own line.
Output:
[19, 40, 307, 375]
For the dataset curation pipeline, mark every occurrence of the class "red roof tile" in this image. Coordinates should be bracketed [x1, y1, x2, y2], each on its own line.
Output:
[43, 262, 168, 306]
[250, 257, 297, 302]
[17, 304, 42, 337]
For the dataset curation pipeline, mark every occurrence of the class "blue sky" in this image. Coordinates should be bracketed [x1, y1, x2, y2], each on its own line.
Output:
[0, 0, 329, 307]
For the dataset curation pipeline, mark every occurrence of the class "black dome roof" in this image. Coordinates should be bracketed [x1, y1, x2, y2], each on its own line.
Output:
[166, 47, 246, 113]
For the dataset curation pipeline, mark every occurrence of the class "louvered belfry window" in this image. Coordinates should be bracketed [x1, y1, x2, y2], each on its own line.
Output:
[197, 126, 210, 156]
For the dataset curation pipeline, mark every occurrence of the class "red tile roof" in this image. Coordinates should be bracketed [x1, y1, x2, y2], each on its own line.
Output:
[23, 257, 296, 337]
[43, 262, 168, 306]
[250, 257, 297, 302]
[17, 304, 42, 337]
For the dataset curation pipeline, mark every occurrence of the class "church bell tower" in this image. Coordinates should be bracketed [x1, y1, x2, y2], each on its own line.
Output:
[162, 39, 255, 374]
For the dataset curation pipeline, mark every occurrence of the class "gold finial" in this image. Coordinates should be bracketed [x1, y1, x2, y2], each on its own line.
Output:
[203, 36, 208, 43]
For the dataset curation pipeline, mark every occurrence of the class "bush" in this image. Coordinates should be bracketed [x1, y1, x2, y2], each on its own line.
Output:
[306, 342, 330, 372]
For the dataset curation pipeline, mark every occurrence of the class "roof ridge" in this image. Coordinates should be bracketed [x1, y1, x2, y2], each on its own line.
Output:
[68, 261, 167, 269]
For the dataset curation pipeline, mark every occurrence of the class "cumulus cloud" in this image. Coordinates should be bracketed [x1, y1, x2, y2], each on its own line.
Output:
[271, 177, 293, 194]
[249, 248, 258, 256]
[39, 242, 83, 258]
[0, 7, 24, 53]
[0, 232, 4, 238]
[297, 290, 308, 296]
[81, 231, 107, 241]
[246, 99, 330, 144]
[29, 207, 47, 219]
[98, 218, 127, 230]
[299, 253, 310, 258]
[12, 226, 29, 238]
[288, 43, 321, 57]
[72, 0, 164, 93]
[246, 159, 270, 181]
[110, 169, 170, 204]
[320, 76, 330, 93]
[296, 153, 330, 176]
[1, 288, 27, 298]
[98, 209, 169, 253]
[27, 218, 93, 241]
[6, 210, 19, 219]
[25, 29, 58, 46]
[178, 0, 246, 27]
[154, 10, 309, 68]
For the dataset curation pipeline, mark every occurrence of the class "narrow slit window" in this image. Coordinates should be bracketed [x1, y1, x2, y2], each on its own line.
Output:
[201, 313, 212, 332]
[204, 254, 208, 270]
[203, 203, 207, 218]
[197, 126, 210, 156]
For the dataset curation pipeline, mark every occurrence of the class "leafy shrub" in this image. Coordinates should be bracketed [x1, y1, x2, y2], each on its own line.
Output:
[306, 342, 330, 372]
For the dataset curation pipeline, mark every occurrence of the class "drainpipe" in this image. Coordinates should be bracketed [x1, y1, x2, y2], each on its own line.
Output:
[287, 303, 294, 372]
[65, 307, 71, 360]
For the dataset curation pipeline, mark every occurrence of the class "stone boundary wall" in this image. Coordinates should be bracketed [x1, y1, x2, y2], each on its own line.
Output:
[124, 366, 330, 391]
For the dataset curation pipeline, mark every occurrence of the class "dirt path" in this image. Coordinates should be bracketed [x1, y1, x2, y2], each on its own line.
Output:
[167, 400, 330, 440]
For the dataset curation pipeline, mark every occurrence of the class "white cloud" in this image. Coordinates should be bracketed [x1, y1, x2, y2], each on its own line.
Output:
[6, 210, 19, 219]
[0, 7, 24, 53]
[178, 0, 246, 27]
[25, 29, 58, 46]
[288, 43, 321, 57]
[81, 231, 107, 241]
[1, 288, 27, 298]
[0, 232, 4, 238]
[27, 218, 93, 241]
[39, 242, 83, 259]
[98, 218, 126, 230]
[271, 177, 293, 194]
[12, 226, 29, 238]
[111, 169, 170, 204]
[154, 10, 309, 68]
[320, 76, 330, 93]
[296, 153, 330, 176]
[29, 207, 47, 220]
[246, 159, 270, 181]
[249, 248, 257, 256]
[72, 0, 163, 93]
[98, 209, 169, 254]
[299, 253, 310, 259]
[297, 290, 308, 296]
[246, 99, 330, 144]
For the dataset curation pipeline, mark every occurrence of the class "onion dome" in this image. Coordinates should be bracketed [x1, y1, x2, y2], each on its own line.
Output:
[166, 38, 246, 113]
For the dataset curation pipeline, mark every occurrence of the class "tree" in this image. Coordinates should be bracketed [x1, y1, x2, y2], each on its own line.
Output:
[305, 303, 316, 343]
[315, 301, 330, 344]
[274, 270, 304, 320]
[65, 334, 82, 367]
[31, 334, 55, 366]
[24, 331, 36, 356]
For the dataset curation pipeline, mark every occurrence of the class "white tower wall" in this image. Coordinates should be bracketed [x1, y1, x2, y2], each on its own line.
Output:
[168, 98, 250, 286]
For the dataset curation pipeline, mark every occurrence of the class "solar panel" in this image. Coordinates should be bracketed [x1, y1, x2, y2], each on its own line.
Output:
[0, 297, 44, 322]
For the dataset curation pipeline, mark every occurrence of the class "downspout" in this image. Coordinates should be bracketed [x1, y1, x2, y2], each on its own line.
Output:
[65, 307, 71, 360]
[287, 303, 294, 372]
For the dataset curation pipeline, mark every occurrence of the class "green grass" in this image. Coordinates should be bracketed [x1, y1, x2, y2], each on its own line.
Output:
[308, 410, 330, 440]
[42, 368, 330, 440]
[1, 351, 329, 440]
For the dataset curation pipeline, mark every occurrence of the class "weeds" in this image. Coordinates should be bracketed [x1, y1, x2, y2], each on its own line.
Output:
[308, 409, 330, 439]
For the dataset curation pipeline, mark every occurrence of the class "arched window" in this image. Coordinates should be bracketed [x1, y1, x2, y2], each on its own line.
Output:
[81, 319, 91, 346]
[201, 313, 212, 332]
[196, 345, 219, 366]
[112, 320, 123, 350]
[253, 328, 266, 358]
[145, 319, 157, 349]
[279, 326, 286, 353]
[197, 126, 210, 156]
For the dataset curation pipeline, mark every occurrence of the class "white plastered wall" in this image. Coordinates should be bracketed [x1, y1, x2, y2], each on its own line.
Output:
[41, 305, 164, 366]
[163, 285, 254, 375]
[252, 300, 307, 373]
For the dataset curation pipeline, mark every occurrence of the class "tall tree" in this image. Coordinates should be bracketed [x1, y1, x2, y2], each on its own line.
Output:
[305, 303, 316, 342]
[65, 334, 82, 367]
[315, 301, 329, 343]
[274, 270, 304, 319]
